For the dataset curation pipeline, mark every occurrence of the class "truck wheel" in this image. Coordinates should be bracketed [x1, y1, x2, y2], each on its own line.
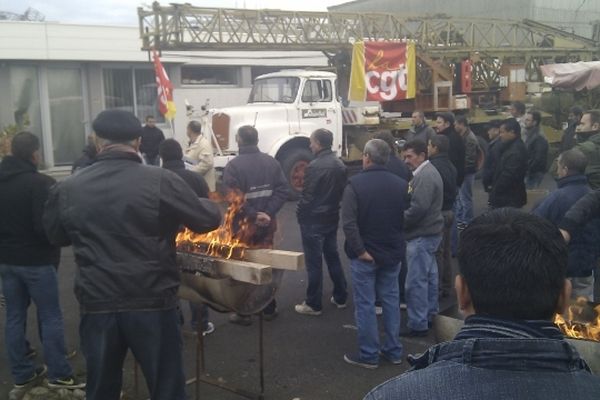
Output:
[280, 148, 313, 200]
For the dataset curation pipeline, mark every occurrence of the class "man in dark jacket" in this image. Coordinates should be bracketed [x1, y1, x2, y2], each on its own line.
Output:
[71, 134, 97, 173]
[454, 115, 479, 227]
[489, 118, 528, 209]
[373, 131, 412, 182]
[223, 125, 289, 324]
[560, 106, 583, 152]
[407, 111, 436, 144]
[573, 110, 600, 189]
[342, 139, 408, 369]
[533, 149, 598, 300]
[43, 110, 221, 400]
[523, 110, 549, 189]
[0, 132, 82, 390]
[295, 129, 348, 316]
[140, 115, 165, 166]
[435, 112, 465, 186]
[482, 120, 502, 193]
[159, 139, 213, 334]
[365, 209, 600, 400]
[428, 135, 457, 299]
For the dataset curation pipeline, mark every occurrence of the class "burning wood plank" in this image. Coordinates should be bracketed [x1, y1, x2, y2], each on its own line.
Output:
[178, 251, 272, 285]
[244, 249, 304, 271]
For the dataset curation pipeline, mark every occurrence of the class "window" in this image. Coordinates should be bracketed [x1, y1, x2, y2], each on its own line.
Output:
[103, 68, 164, 122]
[301, 80, 333, 103]
[248, 77, 300, 103]
[181, 66, 239, 85]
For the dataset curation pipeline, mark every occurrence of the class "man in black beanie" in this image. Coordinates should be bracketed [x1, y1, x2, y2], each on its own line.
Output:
[44, 109, 222, 400]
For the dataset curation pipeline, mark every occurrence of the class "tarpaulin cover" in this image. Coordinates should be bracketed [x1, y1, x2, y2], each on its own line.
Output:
[540, 61, 600, 91]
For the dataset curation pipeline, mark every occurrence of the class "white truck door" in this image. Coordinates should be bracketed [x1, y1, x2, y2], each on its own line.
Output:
[297, 79, 340, 148]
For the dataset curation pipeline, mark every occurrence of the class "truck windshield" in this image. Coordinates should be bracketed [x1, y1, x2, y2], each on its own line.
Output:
[248, 77, 300, 103]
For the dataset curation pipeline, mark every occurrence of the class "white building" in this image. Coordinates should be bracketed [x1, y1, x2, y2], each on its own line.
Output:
[0, 21, 328, 171]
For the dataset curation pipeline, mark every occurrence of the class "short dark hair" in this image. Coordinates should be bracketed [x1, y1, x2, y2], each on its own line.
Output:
[500, 118, 521, 137]
[363, 139, 390, 165]
[403, 139, 428, 157]
[455, 115, 468, 126]
[458, 209, 567, 320]
[511, 101, 526, 115]
[311, 128, 333, 148]
[145, 115, 155, 121]
[436, 112, 455, 125]
[559, 148, 588, 175]
[527, 110, 541, 126]
[159, 139, 183, 162]
[569, 106, 583, 116]
[11, 131, 40, 161]
[372, 131, 396, 151]
[429, 134, 449, 154]
[237, 125, 259, 146]
[187, 120, 202, 134]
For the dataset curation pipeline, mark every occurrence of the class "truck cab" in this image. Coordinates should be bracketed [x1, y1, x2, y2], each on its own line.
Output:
[202, 70, 342, 194]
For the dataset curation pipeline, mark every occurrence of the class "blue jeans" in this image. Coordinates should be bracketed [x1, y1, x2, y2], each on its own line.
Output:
[80, 309, 186, 400]
[0, 264, 72, 383]
[350, 259, 402, 364]
[456, 173, 475, 225]
[405, 235, 442, 331]
[300, 223, 347, 310]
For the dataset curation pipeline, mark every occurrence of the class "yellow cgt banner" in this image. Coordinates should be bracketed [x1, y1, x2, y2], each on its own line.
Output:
[348, 41, 416, 102]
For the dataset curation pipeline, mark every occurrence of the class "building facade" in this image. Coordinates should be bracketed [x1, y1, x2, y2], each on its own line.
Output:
[0, 21, 327, 171]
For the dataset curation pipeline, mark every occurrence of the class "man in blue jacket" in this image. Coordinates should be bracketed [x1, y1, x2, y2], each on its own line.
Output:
[533, 148, 599, 300]
[342, 139, 408, 369]
[365, 209, 600, 400]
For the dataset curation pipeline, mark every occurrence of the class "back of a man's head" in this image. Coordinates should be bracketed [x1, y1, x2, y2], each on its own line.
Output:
[11, 131, 39, 162]
[159, 139, 184, 163]
[237, 125, 259, 146]
[458, 209, 567, 320]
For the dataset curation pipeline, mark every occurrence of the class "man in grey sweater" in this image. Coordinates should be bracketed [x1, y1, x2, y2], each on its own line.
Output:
[400, 140, 444, 337]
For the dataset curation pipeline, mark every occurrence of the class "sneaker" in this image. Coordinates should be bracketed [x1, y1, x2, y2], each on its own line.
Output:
[14, 365, 47, 388]
[202, 322, 215, 336]
[457, 222, 468, 230]
[229, 313, 252, 326]
[330, 296, 347, 309]
[375, 306, 383, 315]
[294, 301, 322, 316]
[380, 352, 403, 365]
[400, 303, 407, 310]
[47, 375, 86, 389]
[343, 353, 378, 369]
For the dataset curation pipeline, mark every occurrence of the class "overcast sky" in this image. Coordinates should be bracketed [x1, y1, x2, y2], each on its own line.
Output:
[0, 0, 347, 26]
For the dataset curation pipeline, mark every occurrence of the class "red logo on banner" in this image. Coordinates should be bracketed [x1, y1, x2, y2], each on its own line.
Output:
[364, 42, 410, 102]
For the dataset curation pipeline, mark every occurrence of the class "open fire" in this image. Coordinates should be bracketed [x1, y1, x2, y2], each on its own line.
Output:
[176, 190, 253, 260]
[554, 297, 600, 342]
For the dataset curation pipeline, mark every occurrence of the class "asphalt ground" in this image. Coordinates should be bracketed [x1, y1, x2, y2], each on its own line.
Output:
[1, 173, 593, 400]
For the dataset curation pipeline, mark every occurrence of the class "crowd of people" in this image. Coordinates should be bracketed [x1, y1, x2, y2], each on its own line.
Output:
[1, 104, 600, 399]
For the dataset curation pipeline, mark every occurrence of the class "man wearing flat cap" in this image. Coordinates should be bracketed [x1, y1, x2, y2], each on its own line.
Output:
[43, 109, 222, 400]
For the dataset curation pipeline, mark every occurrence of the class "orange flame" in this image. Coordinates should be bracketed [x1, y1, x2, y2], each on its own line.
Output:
[554, 297, 600, 342]
[176, 190, 253, 259]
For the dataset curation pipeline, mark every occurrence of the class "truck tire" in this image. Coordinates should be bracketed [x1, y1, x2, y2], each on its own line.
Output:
[279, 148, 313, 200]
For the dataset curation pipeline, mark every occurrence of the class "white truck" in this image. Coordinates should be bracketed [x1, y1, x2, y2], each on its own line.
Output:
[197, 69, 382, 195]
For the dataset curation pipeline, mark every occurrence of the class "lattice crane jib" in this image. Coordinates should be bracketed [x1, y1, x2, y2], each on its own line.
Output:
[138, 2, 600, 90]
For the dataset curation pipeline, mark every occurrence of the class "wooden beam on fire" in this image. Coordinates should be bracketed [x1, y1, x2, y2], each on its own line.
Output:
[243, 249, 305, 271]
[178, 252, 272, 285]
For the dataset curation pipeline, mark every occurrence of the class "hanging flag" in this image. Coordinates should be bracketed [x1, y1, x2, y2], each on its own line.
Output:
[349, 41, 416, 102]
[152, 49, 176, 120]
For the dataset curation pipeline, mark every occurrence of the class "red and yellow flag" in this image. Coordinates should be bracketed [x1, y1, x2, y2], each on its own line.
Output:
[152, 49, 176, 120]
[348, 41, 416, 102]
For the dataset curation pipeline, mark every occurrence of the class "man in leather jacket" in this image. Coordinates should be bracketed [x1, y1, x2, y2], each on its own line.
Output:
[295, 129, 348, 315]
[43, 110, 221, 400]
